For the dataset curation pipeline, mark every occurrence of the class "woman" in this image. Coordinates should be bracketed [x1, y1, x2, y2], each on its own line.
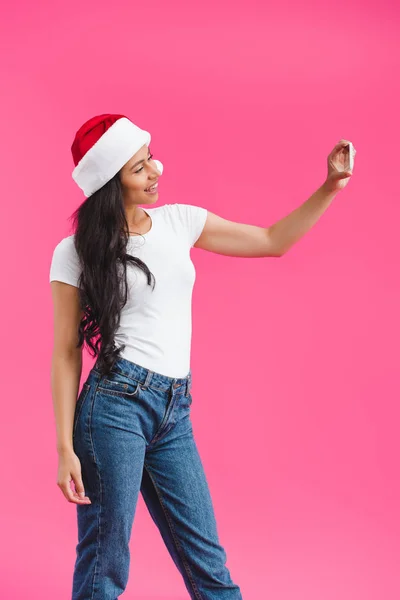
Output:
[50, 113, 355, 599]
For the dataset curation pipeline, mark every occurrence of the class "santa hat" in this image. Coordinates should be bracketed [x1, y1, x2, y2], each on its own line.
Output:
[71, 113, 164, 197]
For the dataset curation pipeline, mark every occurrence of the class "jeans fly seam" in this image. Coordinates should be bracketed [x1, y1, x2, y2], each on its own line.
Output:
[143, 462, 204, 600]
[148, 387, 175, 445]
[88, 379, 103, 600]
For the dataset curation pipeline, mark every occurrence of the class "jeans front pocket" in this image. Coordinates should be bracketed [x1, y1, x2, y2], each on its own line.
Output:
[97, 370, 141, 399]
[73, 383, 91, 438]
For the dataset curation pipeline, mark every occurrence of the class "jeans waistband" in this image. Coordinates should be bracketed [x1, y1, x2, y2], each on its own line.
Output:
[92, 355, 192, 395]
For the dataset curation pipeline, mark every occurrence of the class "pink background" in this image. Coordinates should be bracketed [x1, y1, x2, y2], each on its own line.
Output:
[1, 1, 399, 598]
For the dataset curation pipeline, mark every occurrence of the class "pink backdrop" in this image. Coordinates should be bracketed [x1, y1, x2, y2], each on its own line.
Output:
[1, 1, 399, 598]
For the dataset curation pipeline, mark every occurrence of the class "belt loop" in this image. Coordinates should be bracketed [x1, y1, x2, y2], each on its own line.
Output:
[141, 370, 153, 391]
[186, 372, 192, 397]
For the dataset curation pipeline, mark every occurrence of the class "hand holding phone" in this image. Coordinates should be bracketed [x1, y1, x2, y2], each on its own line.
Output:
[325, 139, 357, 192]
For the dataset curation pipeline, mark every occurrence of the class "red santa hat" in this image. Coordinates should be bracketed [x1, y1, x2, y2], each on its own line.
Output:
[71, 113, 163, 197]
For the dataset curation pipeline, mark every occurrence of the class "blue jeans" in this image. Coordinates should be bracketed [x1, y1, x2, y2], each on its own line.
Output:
[72, 355, 243, 599]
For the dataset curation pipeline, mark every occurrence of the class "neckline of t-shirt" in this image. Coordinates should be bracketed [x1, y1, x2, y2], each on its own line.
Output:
[129, 206, 154, 238]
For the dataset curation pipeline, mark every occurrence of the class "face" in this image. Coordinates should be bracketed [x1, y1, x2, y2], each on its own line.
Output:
[119, 144, 160, 205]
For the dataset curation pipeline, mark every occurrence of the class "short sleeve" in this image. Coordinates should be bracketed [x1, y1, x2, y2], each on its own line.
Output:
[49, 236, 82, 288]
[172, 203, 208, 247]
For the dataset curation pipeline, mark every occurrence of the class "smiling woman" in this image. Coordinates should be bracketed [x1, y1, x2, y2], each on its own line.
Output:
[49, 110, 356, 599]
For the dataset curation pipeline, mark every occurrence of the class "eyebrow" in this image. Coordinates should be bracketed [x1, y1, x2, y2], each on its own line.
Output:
[129, 148, 151, 171]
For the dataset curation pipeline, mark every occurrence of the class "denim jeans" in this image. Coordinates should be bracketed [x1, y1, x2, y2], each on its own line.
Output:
[71, 355, 243, 599]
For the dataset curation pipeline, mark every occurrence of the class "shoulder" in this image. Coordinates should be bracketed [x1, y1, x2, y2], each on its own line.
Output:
[157, 203, 207, 247]
[49, 235, 81, 286]
[51, 234, 78, 260]
[52, 233, 75, 247]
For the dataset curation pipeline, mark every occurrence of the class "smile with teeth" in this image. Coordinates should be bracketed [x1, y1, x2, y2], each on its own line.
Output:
[145, 182, 158, 192]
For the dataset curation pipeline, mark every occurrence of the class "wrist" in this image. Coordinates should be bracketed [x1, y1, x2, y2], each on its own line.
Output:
[321, 179, 340, 198]
[57, 442, 74, 455]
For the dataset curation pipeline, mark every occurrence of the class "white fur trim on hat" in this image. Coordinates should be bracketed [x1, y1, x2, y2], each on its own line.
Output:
[72, 117, 155, 197]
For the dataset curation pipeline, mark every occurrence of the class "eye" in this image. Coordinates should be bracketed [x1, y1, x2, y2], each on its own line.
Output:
[135, 153, 153, 173]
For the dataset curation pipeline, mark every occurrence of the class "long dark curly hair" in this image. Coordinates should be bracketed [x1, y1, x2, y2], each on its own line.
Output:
[69, 170, 155, 377]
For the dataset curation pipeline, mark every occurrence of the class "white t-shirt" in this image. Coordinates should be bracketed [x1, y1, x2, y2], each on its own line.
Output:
[49, 203, 208, 378]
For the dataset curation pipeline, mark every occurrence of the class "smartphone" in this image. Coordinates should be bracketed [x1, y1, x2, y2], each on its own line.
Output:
[344, 142, 354, 172]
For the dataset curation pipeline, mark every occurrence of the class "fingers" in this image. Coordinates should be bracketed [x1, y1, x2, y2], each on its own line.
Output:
[74, 478, 92, 503]
[337, 139, 357, 153]
[329, 142, 346, 158]
[57, 478, 91, 504]
[329, 140, 357, 162]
